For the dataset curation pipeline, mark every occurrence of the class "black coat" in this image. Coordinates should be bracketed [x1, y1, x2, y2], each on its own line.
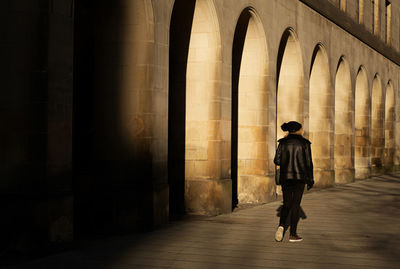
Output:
[273, 134, 314, 185]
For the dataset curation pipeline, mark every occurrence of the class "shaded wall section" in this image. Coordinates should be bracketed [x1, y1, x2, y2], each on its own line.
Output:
[73, 0, 167, 237]
[0, 0, 74, 260]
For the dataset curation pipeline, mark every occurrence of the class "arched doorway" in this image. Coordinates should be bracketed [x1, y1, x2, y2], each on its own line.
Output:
[354, 66, 370, 179]
[277, 29, 304, 140]
[169, 0, 227, 215]
[384, 80, 395, 168]
[334, 57, 354, 183]
[309, 44, 332, 187]
[232, 8, 269, 205]
[168, 0, 196, 218]
[371, 74, 384, 174]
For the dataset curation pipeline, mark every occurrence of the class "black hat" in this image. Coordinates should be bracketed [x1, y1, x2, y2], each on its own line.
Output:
[281, 121, 302, 133]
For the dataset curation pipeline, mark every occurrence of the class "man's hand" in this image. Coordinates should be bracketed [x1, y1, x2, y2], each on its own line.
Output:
[307, 183, 313, 190]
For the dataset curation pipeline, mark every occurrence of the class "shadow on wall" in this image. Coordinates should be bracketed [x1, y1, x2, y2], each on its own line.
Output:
[0, 0, 52, 264]
[73, 0, 156, 239]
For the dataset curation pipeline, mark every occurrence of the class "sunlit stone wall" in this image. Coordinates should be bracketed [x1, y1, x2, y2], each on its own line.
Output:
[93, 0, 400, 216]
[309, 45, 333, 187]
[385, 82, 395, 168]
[334, 58, 354, 184]
[277, 30, 304, 140]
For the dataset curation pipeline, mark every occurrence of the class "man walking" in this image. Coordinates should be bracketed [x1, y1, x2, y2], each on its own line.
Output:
[274, 121, 314, 242]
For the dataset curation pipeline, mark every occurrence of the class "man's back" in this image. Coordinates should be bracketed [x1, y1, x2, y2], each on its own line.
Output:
[274, 134, 313, 181]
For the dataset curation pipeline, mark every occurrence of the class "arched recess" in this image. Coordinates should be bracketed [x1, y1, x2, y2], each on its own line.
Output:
[277, 29, 304, 140]
[169, 0, 196, 218]
[384, 80, 395, 168]
[309, 44, 332, 187]
[354, 66, 370, 179]
[371, 74, 385, 173]
[334, 57, 354, 183]
[232, 8, 269, 205]
[184, 0, 226, 215]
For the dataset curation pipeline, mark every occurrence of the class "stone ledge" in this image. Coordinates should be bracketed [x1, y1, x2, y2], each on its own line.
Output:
[185, 178, 232, 215]
[334, 168, 355, 184]
[355, 166, 371, 180]
[238, 175, 276, 204]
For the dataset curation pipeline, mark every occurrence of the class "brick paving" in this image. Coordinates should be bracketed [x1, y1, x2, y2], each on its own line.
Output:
[6, 173, 400, 269]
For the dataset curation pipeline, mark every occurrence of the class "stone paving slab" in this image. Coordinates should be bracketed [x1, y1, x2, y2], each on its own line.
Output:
[5, 173, 400, 269]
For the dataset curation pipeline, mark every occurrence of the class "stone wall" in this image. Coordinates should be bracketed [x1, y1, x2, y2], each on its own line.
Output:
[0, 0, 74, 257]
[163, 0, 400, 212]
[1, 0, 400, 258]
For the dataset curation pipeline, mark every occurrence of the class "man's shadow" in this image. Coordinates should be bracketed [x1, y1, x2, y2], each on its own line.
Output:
[276, 204, 307, 234]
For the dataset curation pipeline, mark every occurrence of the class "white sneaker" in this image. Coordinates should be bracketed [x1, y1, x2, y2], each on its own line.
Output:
[275, 226, 284, 242]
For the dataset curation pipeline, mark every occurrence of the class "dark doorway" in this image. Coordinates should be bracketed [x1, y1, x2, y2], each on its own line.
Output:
[168, 0, 196, 218]
[231, 9, 252, 209]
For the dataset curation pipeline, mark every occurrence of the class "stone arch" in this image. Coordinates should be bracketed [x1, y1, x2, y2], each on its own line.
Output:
[355, 66, 370, 179]
[232, 7, 269, 205]
[384, 80, 395, 168]
[169, 0, 226, 216]
[277, 28, 304, 140]
[334, 57, 354, 183]
[168, 0, 196, 217]
[309, 44, 332, 187]
[371, 74, 385, 173]
[184, 0, 225, 214]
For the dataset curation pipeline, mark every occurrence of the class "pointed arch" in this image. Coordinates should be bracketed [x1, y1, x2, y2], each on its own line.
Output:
[232, 7, 270, 205]
[371, 74, 384, 173]
[168, 0, 226, 216]
[355, 66, 370, 179]
[184, 0, 225, 214]
[168, 0, 196, 217]
[384, 80, 395, 168]
[309, 43, 332, 187]
[334, 57, 354, 183]
[276, 28, 304, 140]
[186, 0, 222, 176]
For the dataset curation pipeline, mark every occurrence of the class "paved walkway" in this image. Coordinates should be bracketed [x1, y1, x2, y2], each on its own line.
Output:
[6, 173, 400, 269]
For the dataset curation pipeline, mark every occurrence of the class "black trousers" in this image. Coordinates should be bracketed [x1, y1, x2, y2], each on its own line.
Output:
[279, 181, 305, 236]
